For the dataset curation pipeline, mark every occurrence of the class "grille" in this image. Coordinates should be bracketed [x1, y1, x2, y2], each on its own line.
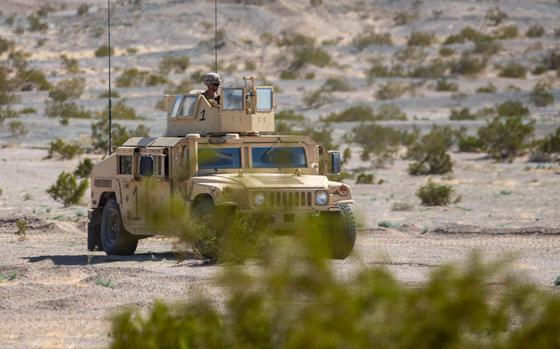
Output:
[263, 191, 313, 208]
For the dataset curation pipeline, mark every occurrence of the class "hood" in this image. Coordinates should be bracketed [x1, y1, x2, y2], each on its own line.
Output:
[212, 173, 328, 190]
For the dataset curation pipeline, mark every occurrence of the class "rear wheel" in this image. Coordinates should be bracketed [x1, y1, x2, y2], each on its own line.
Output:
[321, 203, 356, 259]
[100, 200, 138, 255]
[87, 209, 103, 251]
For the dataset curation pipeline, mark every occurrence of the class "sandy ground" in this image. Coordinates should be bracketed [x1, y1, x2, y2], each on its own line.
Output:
[1, 146, 560, 348]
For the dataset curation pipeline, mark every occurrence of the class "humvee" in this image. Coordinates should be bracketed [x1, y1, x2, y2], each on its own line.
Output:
[88, 76, 356, 258]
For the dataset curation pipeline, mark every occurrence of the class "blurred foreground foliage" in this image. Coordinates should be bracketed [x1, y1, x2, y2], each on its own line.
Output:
[111, 232, 560, 348]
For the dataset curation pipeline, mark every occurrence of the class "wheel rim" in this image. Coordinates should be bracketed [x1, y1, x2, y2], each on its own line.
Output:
[106, 211, 119, 244]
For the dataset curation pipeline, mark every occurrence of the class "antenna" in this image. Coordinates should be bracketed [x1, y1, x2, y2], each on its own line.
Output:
[214, 0, 218, 73]
[107, 0, 113, 155]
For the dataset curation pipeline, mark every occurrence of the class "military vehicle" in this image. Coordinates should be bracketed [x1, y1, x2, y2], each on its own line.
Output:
[87, 76, 356, 258]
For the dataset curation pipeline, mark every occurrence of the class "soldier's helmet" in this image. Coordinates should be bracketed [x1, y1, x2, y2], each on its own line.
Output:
[202, 72, 222, 86]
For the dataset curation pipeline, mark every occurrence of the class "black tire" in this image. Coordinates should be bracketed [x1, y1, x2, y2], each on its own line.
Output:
[192, 196, 215, 220]
[100, 200, 138, 255]
[321, 203, 356, 259]
[87, 209, 103, 251]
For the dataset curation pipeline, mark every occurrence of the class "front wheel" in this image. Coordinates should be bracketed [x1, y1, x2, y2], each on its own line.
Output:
[100, 200, 138, 255]
[321, 203, 356, 259]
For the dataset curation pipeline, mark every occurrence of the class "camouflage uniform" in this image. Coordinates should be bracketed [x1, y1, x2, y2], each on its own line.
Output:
[202, 91, 221, 108]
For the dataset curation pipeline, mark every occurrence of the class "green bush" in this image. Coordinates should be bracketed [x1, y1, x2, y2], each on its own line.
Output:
[321, 77, 353, 92]
[496, 100, 529, 117]
[19, 107, 36, 114]
[478, 116, 535, 161]
[435, 79, 458, 92]
[109, 101, 143, 120]
[276, 109, 305, 122]
[47, 171, 88, 207]
[292, 46, 331, 69]
[159, 56, 190, 73]
[302, 89, 331, 108]
[74, 158, 94, 178]
[27, 14, 48, 32]
[12, 68, 51, 91]
[458, 135, 483, 152]
[98, 90, 121, 99]
[530, 82, 554, 107]
[375, 81, 408, 100]
[77, 4, 89, 16]
[60, 55, 81, 74]
[0, 36, 14, 55]
[533, 127, 560, 160]
[116, 68, 168, 88]
[472, 39, 502, 56]
[494, 25, 519, 39]
[540, 50, 560, 71]
[417, 180, 453, 206]
[450, 53, 487, 75]
[406, 126, 453, 175]
[393, 11, 417, 25]
[8, 120, 27, 139]
[407, 31, 436, 46]
[352, 31, 393, 50]
[350, 123, 404, 164]
[94, 45, 114, 58]
[323, 105, 374, 122]
[449, 108, 477, 120]
[45, 101, 93, 123]
[355, 173, 374, 184]
[485, 7, 508, 26]
[47, 139, 84, 159]
[476, 83, 497, 94]
[498, 62, 527, 78]
[48, 78, 85, 102]
[439, 47, 455, 57]
[375, 104, 407, 121]
[90, 118, 150, 153]
[164, 78, 193, 95]
[409, 59, 448, 79]
[526, 25, 545, 38]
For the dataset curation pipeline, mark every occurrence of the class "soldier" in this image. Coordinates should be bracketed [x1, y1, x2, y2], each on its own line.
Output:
[202, 72, 222, 107]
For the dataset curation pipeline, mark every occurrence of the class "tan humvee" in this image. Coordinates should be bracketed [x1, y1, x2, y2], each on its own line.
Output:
[88, 77, 356, 258]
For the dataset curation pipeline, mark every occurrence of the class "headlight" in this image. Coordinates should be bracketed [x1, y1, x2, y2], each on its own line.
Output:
[315, 190, 329, 206]
[253, 192, 266, 206]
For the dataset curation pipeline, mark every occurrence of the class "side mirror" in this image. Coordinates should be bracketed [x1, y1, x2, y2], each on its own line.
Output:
[327, 150, 341, 175]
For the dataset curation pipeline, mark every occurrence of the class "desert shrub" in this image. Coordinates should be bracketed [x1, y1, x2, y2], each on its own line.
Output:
[494, 25, 519, 39]
[12, 68, 51, 91]
[393, 11, 416, 25]
[116, 68, 168, 87]
[375, 81, 408, 100]
[485, 7, 508, 26]
[276, 109, 305, 122]
[461, 27, 493, 42]
[8, 50, 31, 70]
[8, 120, 27, 139]
[19, 107, 36, 114]
[47, 139, 84, 159]
[534, 127, 560, 158]
[449, 108, 477, 120]
[472, 39, 502, 56]
[91, 118, 149, 153]
[244, 60, 256, 71]
[321, 77, 353, 92]
[496, 100, 529, 117]
[0, 108, 19, 123]
[291, 46, 331, 69]
[159, 56, 190, 73]
[406, 126, 453, 175]
[276, 32, 315, 47]
[77, 4, 89, 16]
[409, 59, 448, 79]
[74, 158, 94, 178]
[352, 30, 393, 50]
[443, 34, 465, 45]
[45, 101, 92, 124]
[27, 15, 48, 32]
[407, 31, 436, 46]
[417, 180, 453, 206]
[0, 67, 16, 106]
[60, 54, 81, 74]
[540, 50, 560, 71]
[476, 83, 497, 94]
[498, 62, 527, 78]
[450, 53, 487, 75]
[375, 104, 407, 121]
[98, 90, 120, 99]
[164, 78, 193, 95]
[350, 123, 404, 164]
[435, 79, 458, 92]
[323, 105, 374, 122]
[47, 171, 88, 207]
[0, 36, 14, 55]
[302, 89, 331, 108]
[458, 135, 483, 152]
[109, 101, 143, 120]
[366, 63, 405, 81]
[478, 116, 535, 160]
[48, 78, 85, 102]
[94, 45, 114, 58]
[355, 173, 374, 184]
[393, 46, 428, 64]
[526, 25, 545, 38]
[530, 82, 554, 107]
[439, 47, 455, 57]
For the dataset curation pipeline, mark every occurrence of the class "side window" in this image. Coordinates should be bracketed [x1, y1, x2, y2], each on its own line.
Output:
[118, 156, 132, 175]
[171, 96, 183, 117]
[256, 87, 273, 112]
[180, 95, 198, 117]
[140, 156, 154, 177]
[223, 88, 243, 110]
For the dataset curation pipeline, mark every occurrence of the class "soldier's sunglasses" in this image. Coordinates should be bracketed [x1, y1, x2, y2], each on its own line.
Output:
[212, 83, 220, 87]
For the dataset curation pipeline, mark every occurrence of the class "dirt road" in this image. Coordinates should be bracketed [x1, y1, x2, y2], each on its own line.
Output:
[1, 219, 559, 349]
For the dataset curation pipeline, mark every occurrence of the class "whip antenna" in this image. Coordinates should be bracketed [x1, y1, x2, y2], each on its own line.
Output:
[107, 0, 113, 155]
[214, 0, 218, 73]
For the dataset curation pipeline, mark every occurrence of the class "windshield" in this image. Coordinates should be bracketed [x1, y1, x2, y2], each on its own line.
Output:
[252, 147, 307, 168]
[198, 147, 241, 170]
